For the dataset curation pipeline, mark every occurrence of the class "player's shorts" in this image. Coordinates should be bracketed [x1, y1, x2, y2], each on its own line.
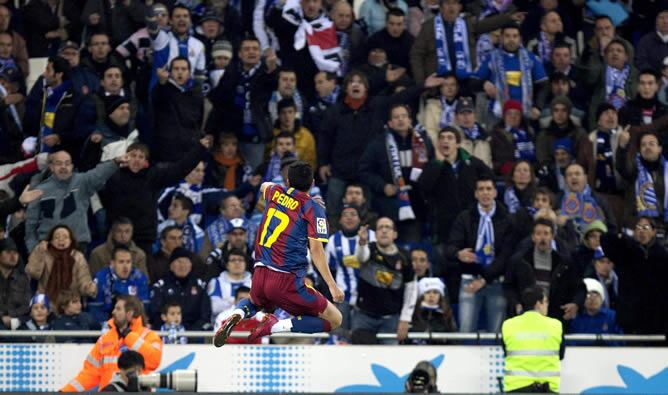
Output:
[250, 266, 328, 317]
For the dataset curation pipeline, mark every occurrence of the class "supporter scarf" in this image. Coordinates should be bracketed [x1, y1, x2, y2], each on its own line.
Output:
[263, 153, 282, 182]
[282, 0, 341, 73]
[213, 152, 242, 190]
[0, 83, 22, 132]
[434, 15, 472, 78]
[536, 31, 554, 64]
[385, 129, 429, 221]
[0, 58, 16, 74]
[439, 97, 457, 129]
[595, 130, 617, 192]
[321, 85, 340, 105]
[344, 94, 366, 110]
[635, 153, 668, 221]
[461, 123, 481, 141]
[267, 90, 304, 123]
[336, 30, 351, 76]
[490, 48, 533, 117]
[605, 64, 630, 110]
[507, 126, 536, 162]
[475, 203, 495, 266]
[207, 217, 231, 248]
[475, 33, 495, 67]
[179, 221, 196, 252]
[503, 186, 521, 214]
[560, 185, 603, 228]
[234, 63, 260, 138]
[45, 246, 75, 302]
[40, 80, 72, 152]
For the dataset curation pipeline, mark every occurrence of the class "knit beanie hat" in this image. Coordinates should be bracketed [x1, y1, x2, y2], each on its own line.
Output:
[503, 100, 522, 115]
[596, 102, 617, 122]
[550, 95, 572, 113]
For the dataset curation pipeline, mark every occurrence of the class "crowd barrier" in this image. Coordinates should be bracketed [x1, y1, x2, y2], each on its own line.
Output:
[0, 333, 666, 393]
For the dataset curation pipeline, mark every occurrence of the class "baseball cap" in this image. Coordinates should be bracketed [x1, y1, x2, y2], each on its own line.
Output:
[226, 218, 248, 234]
[0, 238, 18, 253]
[30, 294, 50, 311]
[418, 277, 445, 297]
[455, 96, 474, 113]
[58, 40, 79, 54]
[212, 40, 233, 59]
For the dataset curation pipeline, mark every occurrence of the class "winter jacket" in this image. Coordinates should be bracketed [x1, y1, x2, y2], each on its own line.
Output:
[80, 0, 146, 46]
[26, 248, 96, 299]
[0, 264, 31, 321]
[366, 28, 414, 72]
[101, 144, 206, 244]
[536, 120, 593, 174]
[635, 31, 668, 72]
[584, 63, 638, 130]
[25, 160, 119, 251]
[51, 312, 100, 343]
[61, 316, 162, 392]
[149, 272, 212, 330]
[22, 0, 60, 57]
[89, 235, 148, 279]
[151, 80, 204, 163]
[90, 267, 150, 324]
[359, 0, 408, 36]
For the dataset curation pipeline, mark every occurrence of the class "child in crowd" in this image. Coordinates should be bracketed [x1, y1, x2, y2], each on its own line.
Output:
[410, 278, 457, 344]
[570, 278, 622, 344]
[17, 294, 53, 342]
[51, 290, 99, 342]
[160, 302, 187, 344]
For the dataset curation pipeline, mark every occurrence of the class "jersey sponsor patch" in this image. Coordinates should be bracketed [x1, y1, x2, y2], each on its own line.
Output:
[316, 217, 327, 235]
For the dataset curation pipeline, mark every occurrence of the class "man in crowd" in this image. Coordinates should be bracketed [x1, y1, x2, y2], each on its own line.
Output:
[89, 217, 148, 279]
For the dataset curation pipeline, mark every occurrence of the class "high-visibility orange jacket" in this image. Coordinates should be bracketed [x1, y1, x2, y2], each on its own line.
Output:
[61, 317, 163, 391]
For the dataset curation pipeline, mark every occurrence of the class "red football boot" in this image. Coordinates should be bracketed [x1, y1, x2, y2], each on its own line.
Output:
[247, 313, 279, 343]
[213, 313, 242, 348]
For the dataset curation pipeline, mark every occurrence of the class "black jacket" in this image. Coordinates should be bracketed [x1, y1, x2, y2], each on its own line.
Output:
[619, 96, 668, 127]
[149, 271, 212, 331]
[151, 80, 204, 162]
[418, 149, 493, 244]
[22, 0, 60, 57]
[0, 263, 30, 320]
[366, 29, 414, 73]
[51, 312, 100, 343]
[101, 144, 206, 243]
[507, 240, 586, 323]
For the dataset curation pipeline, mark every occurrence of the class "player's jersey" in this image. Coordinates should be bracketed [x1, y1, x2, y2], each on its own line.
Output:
[254, 184, 328, 276]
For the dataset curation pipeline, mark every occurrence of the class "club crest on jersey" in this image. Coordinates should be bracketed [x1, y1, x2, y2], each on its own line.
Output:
[317, 217, 327, 234]
[128, 286, 137, 296]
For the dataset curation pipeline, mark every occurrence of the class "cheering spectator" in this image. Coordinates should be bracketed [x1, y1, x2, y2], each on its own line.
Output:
[207, 248, 252, 322]
[420, 74, 460, 147]
[569, 278, 622, 338]
[452, 96, 492, 168]
[410, 277, 456, 343]
[26, 224, 97, 301]
[491, 100, 536, 177]
[51, 290, 99, 342]
[205, 133, 254, 191]
[271, 98, 317, 169]
[635, 6, 668, 72]
[0, 238, 30, 331]
[81, 33, 127, 80]
[160, 302, 187, 344]
[366, 9, 413, 73]
[149, 247, 212, 330]
[89, 217, 148, 279]
[579, 16, 633, 78]
[89, 246, 150, 324]
[204, 218, 253, 279]
[157, 193, 205, 254]
[446, 176, 513, 332]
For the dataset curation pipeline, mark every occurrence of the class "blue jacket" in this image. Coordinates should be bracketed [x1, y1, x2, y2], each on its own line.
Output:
[89, 267, 150, 323]
[569, 307, 623, 345]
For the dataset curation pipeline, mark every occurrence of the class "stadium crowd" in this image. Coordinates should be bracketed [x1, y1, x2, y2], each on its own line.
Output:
[0, 0, 667, 346]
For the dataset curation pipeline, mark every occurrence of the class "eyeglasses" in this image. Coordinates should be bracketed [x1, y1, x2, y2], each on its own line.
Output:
[51, 161, 72, 167]
[635, 224, 653, 230]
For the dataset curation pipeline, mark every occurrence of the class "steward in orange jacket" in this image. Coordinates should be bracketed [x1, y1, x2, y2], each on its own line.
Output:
[61, 295, 163, 391]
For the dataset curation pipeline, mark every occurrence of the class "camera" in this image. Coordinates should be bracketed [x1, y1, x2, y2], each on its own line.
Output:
[137, 370, 198, 391]
[405, 361, 438, 394]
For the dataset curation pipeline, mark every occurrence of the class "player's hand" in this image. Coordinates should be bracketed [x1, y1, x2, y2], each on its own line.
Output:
[358, 225, 369, 246]
[397, 320, 410, 341]
[329, 284, 344, 303]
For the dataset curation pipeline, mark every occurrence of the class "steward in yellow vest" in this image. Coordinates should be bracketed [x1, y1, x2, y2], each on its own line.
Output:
[502, 285, 564, 393]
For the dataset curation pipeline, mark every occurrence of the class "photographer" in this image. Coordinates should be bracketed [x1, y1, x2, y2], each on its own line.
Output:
[101, 351, 144, 392]
[405, 361, 439, 393]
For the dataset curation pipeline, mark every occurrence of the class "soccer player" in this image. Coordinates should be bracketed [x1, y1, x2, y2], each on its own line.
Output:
[213, 161, 344, 346]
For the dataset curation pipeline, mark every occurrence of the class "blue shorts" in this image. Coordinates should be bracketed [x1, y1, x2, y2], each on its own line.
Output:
[250, 266, 328, 317]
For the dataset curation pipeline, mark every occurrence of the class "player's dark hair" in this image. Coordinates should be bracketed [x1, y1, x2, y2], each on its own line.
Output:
[172, 193, 194, 214]
[118, 350, 145, 370]
[161, 301, 182, 315]
[521, 285, 546, 311]
[112, 245, 133, 261]
[287, 160, 313, 192]
[235, 286, 251, 299]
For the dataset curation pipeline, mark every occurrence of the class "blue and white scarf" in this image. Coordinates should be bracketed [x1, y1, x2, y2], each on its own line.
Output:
[438, 97, 457, 128]
[605, 64, 630, 110]
[461, 123, 481, 141]
[234, 63, 261, 138]
[40, 80, 72, 152]
[267, 90, 303, 124]
[0, 83, 21, 132]
[434, 15, 472, 78]
[503, 186, 521, 214]
[560, 185, 604, 229]
[475, 203, 495, 266]
[635, 154, 668, 221]
[263, 153, 282, 182]
[322, 85, 340, 104]
[536, 31, 553, 64]
[490, 48, 534, 117]
[386, 130, 425, 221]
[206, 217, 232, 249]
[507, 126, 536, 162]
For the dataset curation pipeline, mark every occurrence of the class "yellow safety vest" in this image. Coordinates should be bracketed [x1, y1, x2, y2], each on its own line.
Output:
[501, 311, 562, 393]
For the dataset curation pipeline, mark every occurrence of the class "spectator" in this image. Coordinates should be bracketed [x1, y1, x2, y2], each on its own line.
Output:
[151, 226, 184, 282]
[418, 127, 493, 277]
[256, 132, 296, 184]
[17, 294, 53, 341]
[0, 238, 30, 331]
[556, 163, 616, 234]
[50, 289, 99, 342]
[410, 0, 516, 83]
[101, 139, 209, 261]
[80, 0, 145, 47]
[526, 10, 576, 67]
[271, 98, 317, 169]
[160, 302, 187, 344]
[61, 295, 162, 392]
[267, 68, 304, 125]
[206, 133, 255, 192]
[22, 0, 66, 57]
[205, 40, 233, 92]
[536, 71, 586, 123]
[620, 71, 668, 145]
[193, 10, 241, 69]
[90, 65, 137, 126]
[306, 71, 340, 140]
[635, 7, 668, 72]
[420, 74, 460, 147]
[207, 248, 252, 322]
[205, 36, 277, 169]
[584, 38, 638, 130]
[53, 40, 101, 98]
[25, 150, 122, 252]
[579, 16, 633, 80]
[366, 9, 413, 73]
[491, 100, 536, 177]
[149, 247, 212, 330]
[0, 5, 28, 77]
[326, 204, 376, 339]
[213, 286, 265, 345]
[410, 277, 456, 343]
[359, 0, 408, 36]
[203, 195, 252, 254]
[410, 247, 431, 280]
[89, 217, 148, 279]
[26, 224, 97, 301]
[0, 67, 25, 165]
[341, 183, 379, 230]
[0, 32, 24, 86]
[81, 33, 127, 79]
[473, 24, 547, 119]
[569, 278, 622, 338]
[157, 193, 205, 254]
[537, 138, 573, 193]
[204, 218, 253, 279]
[507, 218, 585, 323]
[330, 1, 366, 75]
[536, 96, 592, 173]
[353, 217, 417, 344]
[90, 246, 150, 324]
[585, 247, 619, 311]
[574, 220, 607, 275]
[445, 176, 513, 332]
[359, 103, 434, 241]
[504, 160, 537, 214]
[152, 56, 204, 163]
[452, 96, 492, 168]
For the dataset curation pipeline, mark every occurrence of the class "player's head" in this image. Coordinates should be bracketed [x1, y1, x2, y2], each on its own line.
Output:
[286, 160, 314, 192]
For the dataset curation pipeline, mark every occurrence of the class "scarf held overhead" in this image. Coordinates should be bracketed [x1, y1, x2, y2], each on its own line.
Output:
[282, 0, 342, 73]
[634, 154, 668, 221]
[560, 185, 604, 228]
[434, 15, 472, 78]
